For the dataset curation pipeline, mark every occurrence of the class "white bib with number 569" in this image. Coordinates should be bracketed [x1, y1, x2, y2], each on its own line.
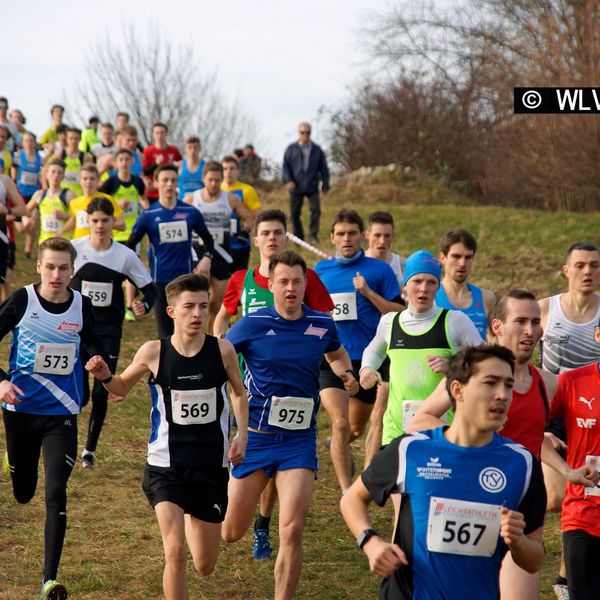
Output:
[171, 388, 216, 425]
[427, 496, 501, 557]
[268, 396, 313, 430]
[331, 292, 357, 321]
[34, 343, 76, 375]
[159, 220, 188, 244]
[81, 281, 113, 307]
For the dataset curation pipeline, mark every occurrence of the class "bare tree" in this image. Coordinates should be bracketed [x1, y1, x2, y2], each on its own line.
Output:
[66, 23, 257, 158]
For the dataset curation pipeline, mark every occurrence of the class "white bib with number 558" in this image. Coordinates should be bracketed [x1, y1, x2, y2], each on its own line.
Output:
[427, 496, 501, 557]
[34, 343, 76, 375]
[268, 396, 313, 430]
[81, 281, 113, 307]
[331, 292, 357, 321]
[171, 388, 216, 425]
[159, 220, 188, 244]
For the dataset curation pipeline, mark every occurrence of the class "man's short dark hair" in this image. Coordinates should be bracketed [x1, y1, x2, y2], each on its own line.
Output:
[116, 111, 130, 120]
[566, 242, 600, 260]
[46, 158, 66, 170]
[254, 209, 287, 234]
[368, 211, 394, 228]
[120, 125, 138, 138]
[66, 127, 81, 136]
[38, 237, 76, 265]
[330, 209, 364, 233]
[88, 116, 100, 125]
[268, 250, 307, 277]
[493, 290, 536, 323]
[222, 155, 238, 165]
[154, 164, 178, 180]
[186, 136, 200, 145]
[203, 161, 223, 177]
[115, 148, 133, 159]
[51, 104, 65, 114]
[152, 122, 168, 132]
[100, 122, 113, 130]
[87, 197, 114, 216]
[56, 125, 67, 135]
[440, 229, 478, 256]
[446, 345, 515, 410]
[166, 273, 210, 304]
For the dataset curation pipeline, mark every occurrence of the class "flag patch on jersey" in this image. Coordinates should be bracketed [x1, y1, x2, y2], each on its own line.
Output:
[304, 324, 327, 339]
[434, 502, 445, 516]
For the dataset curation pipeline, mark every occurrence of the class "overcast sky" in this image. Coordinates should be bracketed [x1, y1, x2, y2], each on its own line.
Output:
[1, 0, 392, 161]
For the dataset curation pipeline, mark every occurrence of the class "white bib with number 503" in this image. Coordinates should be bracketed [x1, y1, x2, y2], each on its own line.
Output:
[268, 396, 313, 430]
[159, 220, 188, 244]
[34, 343, 76, 375]
[331, 292, 357, 321]
[427, 496, 501, 557]
[42, 216, 60, 232]
[81, 281, 113, 307]
[171, 388, 216, 425]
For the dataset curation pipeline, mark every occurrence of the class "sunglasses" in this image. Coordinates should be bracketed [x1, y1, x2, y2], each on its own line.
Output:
[299, 130, 311, 135]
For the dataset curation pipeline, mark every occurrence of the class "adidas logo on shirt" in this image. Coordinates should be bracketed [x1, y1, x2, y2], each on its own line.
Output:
[266, 329, 277, 336]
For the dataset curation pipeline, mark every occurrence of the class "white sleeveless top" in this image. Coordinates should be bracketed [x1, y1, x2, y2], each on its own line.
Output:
[190, 190, 231, 247]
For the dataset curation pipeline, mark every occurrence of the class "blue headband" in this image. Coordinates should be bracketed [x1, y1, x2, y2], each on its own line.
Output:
[403, 250, 441, 285]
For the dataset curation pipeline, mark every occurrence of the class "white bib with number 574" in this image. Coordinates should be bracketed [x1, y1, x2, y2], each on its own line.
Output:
[159, 220, 188, 244]
[268, 396, 313, 430]
[34, 343, 76, 375]
[427, 496, 501, 557]
[81, 281, 113, 307]
[331, 292, 357, 321]
[171, 388, 216, 425]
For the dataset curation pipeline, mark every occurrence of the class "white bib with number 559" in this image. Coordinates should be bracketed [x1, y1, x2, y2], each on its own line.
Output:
[159, 220, 188, 244]
[331, 292, 357, 321]
[81, 281, 113, 307]
[34, 343, 76, 375]
[268, 396, 313, 430]
[171, 388, 216, 425]
[427, 496, 501, 557]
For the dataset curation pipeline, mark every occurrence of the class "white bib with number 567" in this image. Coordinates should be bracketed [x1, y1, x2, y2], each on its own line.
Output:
[34, 343, 76, 375]
[268, 396, 313, 430]
[159, 220, 188, 244]
[331, 292, 357, 321]
[171, 388, 216, 425]
[427, 496, 501, 557]
[81, 281, 113, 307]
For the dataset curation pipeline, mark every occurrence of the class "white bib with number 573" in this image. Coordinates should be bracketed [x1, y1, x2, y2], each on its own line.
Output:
[268, 396, 313, 430]
[81, 281, 113, 307]
[171, 388, 216, 425]
[427, 496, 501, 557]
[34, 343, 76, 375]
[159, 220, 188, 244]
[331, 292, 357, 321]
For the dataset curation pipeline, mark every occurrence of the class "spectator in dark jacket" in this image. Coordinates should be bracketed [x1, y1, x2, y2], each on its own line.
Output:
[282, 122, 330, 242]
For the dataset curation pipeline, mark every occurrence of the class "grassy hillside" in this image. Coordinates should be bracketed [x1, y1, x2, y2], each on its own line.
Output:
[0, 174, 592, 598]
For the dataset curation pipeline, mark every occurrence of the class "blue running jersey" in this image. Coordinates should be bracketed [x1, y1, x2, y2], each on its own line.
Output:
[178, 158, 205, 199]
[436, 282, 488, 338]
[314, 254, 400, 359]
[16, 149, 41, 197]
[226, 305, 341, 432]
[362, 428, 546, 600]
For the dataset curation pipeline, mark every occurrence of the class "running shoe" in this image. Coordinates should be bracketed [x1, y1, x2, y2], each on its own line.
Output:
[40, 579, 68, 599]
[252, 528, 272, 560]
[552, 583, 569, 600]
[81, 451, 95, 469]
[124, 308, 136, 322]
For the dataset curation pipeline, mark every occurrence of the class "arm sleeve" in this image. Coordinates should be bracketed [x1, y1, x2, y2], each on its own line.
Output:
[245, 186, 261, 210]
[305, 269, 334, 312]
[324, 318, 342, 353]
[0, 288, 27, 340]
[361, 312, 394, 371]
[126, 214, 147, 249]
[98, 178, 116, 195]
[519, 457, 547, 534]
[361, 436, 405, 506]
[222, 271, 245, 315]
[225, 319, 249, 355]
[319, 147, 330, 191]
[134, 178, 146, 196]
[448, 310, 485, 348]
[139, 283, 156, 312]
[79, 297, 109, 362]
[281, 146, 293, 184]
[125, 251, 153, 290]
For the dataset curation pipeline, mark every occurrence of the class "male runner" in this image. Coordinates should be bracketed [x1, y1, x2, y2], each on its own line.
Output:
[214, 208, 333, 560]
[39, 104, 64, 146]
[314, 209, 403, 493]
[539, 241, 600, 598]
[98, 125, 144, 179]
[79, 116, 100, 154]
[71, 197, 155, 468]
[222, 250, 358, 600]
[85, 273, 248, 600]
[342, 345, 546, 600]
[57, 128, 92, 198]
[126, 164, 214, 338]
[142, 122, 182, 203]
[184, 161, 252, 333]
[178, 136, 205, 199]
[0, 125, 13, 174]
[435, 229, 495, 339]
[221, 155, 262, 272]
[0, 237, 106, 600]
[91, 122, 116, 166]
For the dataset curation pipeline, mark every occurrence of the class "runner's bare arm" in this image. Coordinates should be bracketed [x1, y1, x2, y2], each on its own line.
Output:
[501, 513, 544, 574]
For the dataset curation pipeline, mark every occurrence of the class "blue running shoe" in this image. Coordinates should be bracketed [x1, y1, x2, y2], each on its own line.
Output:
[252, 528, 272, 560]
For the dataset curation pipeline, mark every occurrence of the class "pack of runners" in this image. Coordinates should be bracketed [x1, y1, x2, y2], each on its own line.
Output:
[0, 101, 599, 600]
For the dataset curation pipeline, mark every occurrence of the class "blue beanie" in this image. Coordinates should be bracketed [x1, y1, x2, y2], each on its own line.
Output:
[403, 250, 441, 286]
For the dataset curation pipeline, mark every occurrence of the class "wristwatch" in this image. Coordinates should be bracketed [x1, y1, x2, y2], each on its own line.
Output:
[357, 528, 378, 549]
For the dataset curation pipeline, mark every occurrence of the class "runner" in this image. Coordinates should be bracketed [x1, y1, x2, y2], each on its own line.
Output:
[435, 229, 495, 339]
[126, 164, 214, 338]
[0, 125, 13, 175]
[314, 209, 403, 493]
[363, 210, 405, 466]
[213, 208, 333, 561]
[178, 136, 205, 199]
[85, 273, 248, 600]
[142, 122, 182, 204]
[341, 345, 546, 600]
[0, 237, 107, 600]
[71, 197, 155, 468]
[57, 128, 92, 198]
[221, 155, 262, 272]
[39, 104, 65, 146]
[222, 250, 358, 600]
[91, 122, 116, 164]
[184, 161, 252, 333]
[79, 116, 100, 154]
[98, 125, 144, 179]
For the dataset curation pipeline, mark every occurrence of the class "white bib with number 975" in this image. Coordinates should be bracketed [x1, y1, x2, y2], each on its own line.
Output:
[34, 343, 76, 375]
[331, 292, 357, 321]
[268, 396, 313, 430]
[81, 281, 113, 307]
[427, 496, 501, 557]
[159, 220, 188, 244]
[171, 388, 216, 425]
